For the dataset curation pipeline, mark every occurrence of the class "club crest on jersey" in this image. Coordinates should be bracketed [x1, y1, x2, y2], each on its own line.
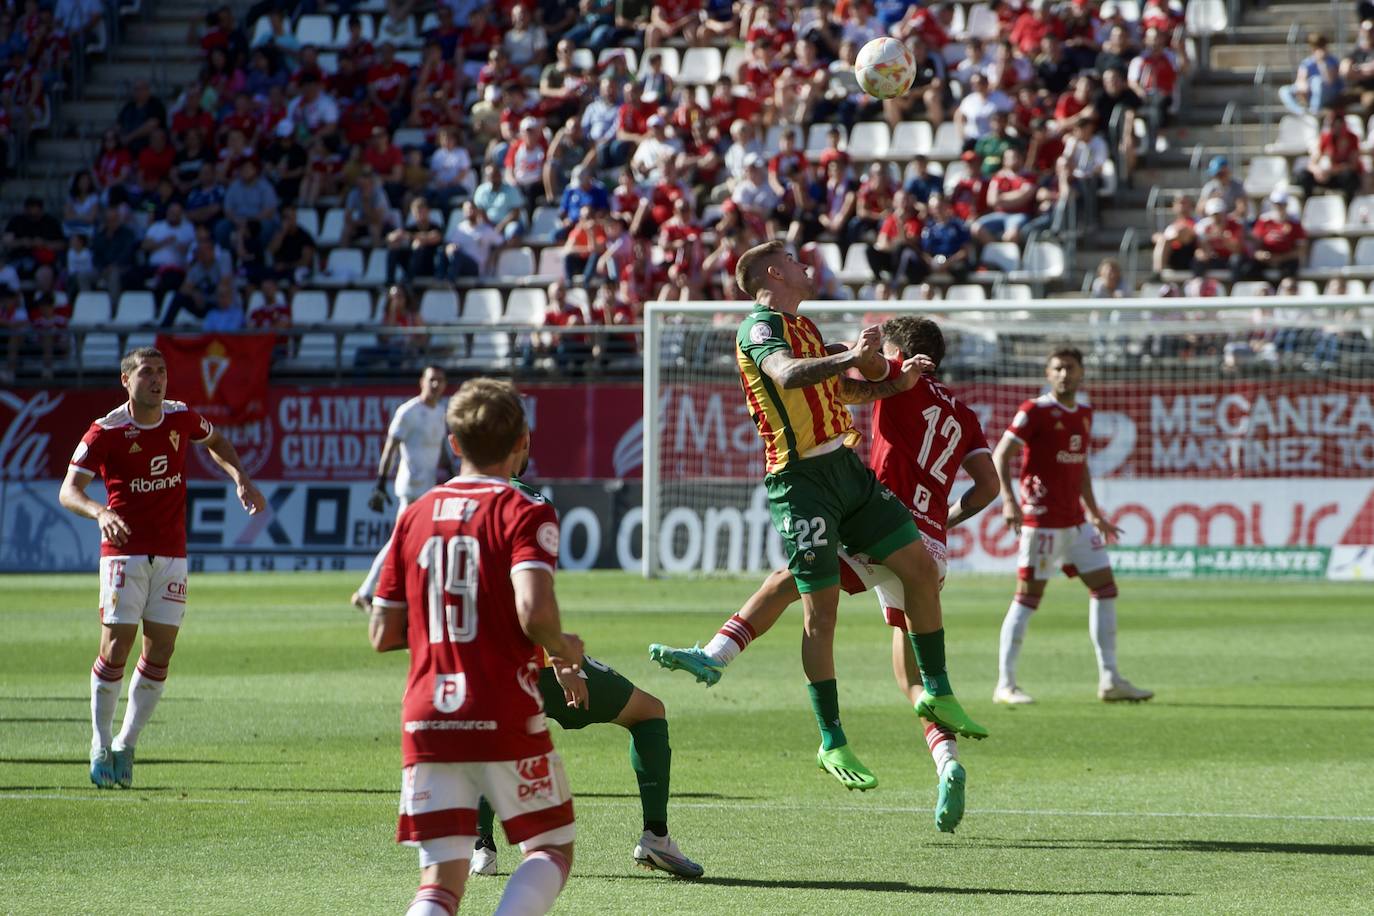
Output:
[804, 550, 816, 565]
[749, 322, 773, 344]
[432, 673, 466, 714]
[169, 430, 181, 450]
[537, 522, 560, 555]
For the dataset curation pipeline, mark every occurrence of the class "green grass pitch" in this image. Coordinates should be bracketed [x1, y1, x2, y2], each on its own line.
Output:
[2, 572, 1371, 914]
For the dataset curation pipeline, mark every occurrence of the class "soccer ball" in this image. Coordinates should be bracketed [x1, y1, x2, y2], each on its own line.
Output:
[854, 36, 916, 100]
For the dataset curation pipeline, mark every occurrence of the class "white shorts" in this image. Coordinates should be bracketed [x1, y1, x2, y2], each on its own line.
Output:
[397, 752, 575, 863]
[98, 555, 188, 627]
[1017, 524, 1112, 581]
[839, 538, 947, 630]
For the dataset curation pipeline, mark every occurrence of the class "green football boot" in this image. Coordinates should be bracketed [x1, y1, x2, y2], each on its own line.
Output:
[935, 761, 966, 833]
[916, 693, 990, 740]
[816, 744, 878, 792]
[648, 644, 723, 687]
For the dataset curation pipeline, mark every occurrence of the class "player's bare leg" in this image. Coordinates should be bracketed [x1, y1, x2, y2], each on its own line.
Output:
[90, 622, 139, 789]
[882, 541, 988, 740]
[891, 629, 965, 832]
[493, 842, 573, 915]
[996, 578, 1046, 704]
[802, 585, 877, 791]
[107, 620, 178, 788]
[1079, 569, 1153, 702]
[406, 858, 467, 916]
[650, 568, 796, 686]
[614, 689, 703, 878]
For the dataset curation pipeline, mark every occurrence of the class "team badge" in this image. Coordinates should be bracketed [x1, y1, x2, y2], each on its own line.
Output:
[169, 430, 181, 450]
[749, 322, 773, 344]
[804, 550, 816, 565]
[537, 522, 560, 556]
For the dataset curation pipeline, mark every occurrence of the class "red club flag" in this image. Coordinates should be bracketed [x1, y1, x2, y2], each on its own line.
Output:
[154, 334, 276, 425]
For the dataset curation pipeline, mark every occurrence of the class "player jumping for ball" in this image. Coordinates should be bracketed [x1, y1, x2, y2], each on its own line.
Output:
[685, 240, 988, 793]
[59, 347, 266, 790]
[369, 379, 585, 915]
[991, 346, 1152, 704]
[652, 317, 999, 830]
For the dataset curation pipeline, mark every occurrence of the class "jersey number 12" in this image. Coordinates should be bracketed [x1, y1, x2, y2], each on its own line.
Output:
[913, 405, 963, 511]
[418, 535, 480, 644]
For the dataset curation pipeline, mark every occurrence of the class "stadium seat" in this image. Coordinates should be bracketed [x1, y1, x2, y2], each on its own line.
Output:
[900, 284, 942, 300]
[317, 52, 339, 75]
[847, 122, 890, 160]
[945, 284, 987, 301]
[332, 14, 375, 48]
[395, 49, 421, 67]
[598, 47, 637, 74]
[292, 291, 330, 324]
[1297, 280, 1321, 297]
[505, 287, 546, 323]
[1012, 240, 1067, 284]
[930, 122, 964, 159]
[1307, 237, 1351, 272]
[363, 249, 388, 286]
[294, 14, 333, 48]
[678, 47, 722, 85]
[526, 206, 562, 247]
[496, 247, 535, 279]
[1347, 194, 1374, 229]
[947, 4, 966, 36]
[1301, 195, 1346, 234]
[1351, 236, 1374, 268]
[392, 127, 426, 149]
[250, 17, 274, 46]
[1185, 0, 1228, 35]
[1266, 115, 1316, 155]
[462, 288, 503, 322]
[942, 158, 971, 193]
[533, 247, 565, 282]
[341, 332, 372, 365]
[722, 45, 748, 81]
[82, 333, 121, 367]
[890, 121, 933, 158]
[318, 208, 345, 247]
[638, 48, 680, 80]
[1117, 0, 1142, 20]
[419, 289, 458, 324]
[1344, 278, 1368, 295]
[1230, 280, 1274, 297]
[71, 291, 111, 325]
[761, 125, 786, 156]
[571, 48, 594, 72]
[331, 290, 373, 324]
[377, 14, 418, 48]
[815, 242, 844, 276]
[114, 291, 157, 326]
[838, 244, 875, 284]
[316, 248, 363, 285]
[980, 241, 1020, 272]
[1243, 156, 1289, 198]
[295, 207, 320, 239]
[806, 123, 845, 155]
[962, 3, 999, 39]
[940, 42, 966, 66]
[1002, 283, 1033, 300]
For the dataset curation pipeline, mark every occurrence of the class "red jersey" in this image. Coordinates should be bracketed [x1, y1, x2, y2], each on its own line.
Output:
[68, 400, 215, 558]
[1005, 393, 1092, 528]
[368, 60, 411, 104]
[373, 476, 561, 765]
[870, 365, 989, 544]
[1252, 217, 1306, 255]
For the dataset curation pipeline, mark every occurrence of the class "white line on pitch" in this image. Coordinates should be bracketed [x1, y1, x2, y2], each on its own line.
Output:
[3, 793, 1372, 823]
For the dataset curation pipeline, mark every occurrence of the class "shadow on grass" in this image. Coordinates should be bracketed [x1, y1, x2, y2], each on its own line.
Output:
[0, 758, 292, 766]
[0, 717, 89, 723]
[1159, 702, 1374, 712]
[0, 696, 203, 702]
[969, 837, 1374, 857]
[576, 791, 750, 800]
[584, 875, 1188, 896]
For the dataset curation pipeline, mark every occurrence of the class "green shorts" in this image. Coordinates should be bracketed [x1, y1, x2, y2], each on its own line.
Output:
[538, 655, 636, 730]
[765, 446, 920, 594]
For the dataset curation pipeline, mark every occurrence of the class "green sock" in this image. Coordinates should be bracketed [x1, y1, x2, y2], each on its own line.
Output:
[629, 718, 671, 836]
[476, 796, 495, 840]
[807, 679, 848, 751]
[909, 630, 952, 696]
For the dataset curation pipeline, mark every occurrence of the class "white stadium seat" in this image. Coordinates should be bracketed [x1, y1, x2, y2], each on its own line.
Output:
[294, 14, 333, 47]
[891, 121, 933, 158]
[1243, 156, 1289, 198]
[114, 291, 157, 326]
[316, 248, 363, 286]
[505, 287, 547, 324]
[847, 122, 890, 160]
[1308, 237, 1351, 271]
[638, 47, 680, 79]
[496, 247, 535, 279]
[1301, 195, 1346, 234]
[330, 290, 373, 324]
[71, 292, 111, 325]
[838, 244, 875, 284]
[678, 47, 722, 86]
[980, 241, 1020, 272]
[419, 289, 458, 324]
[292, 291, 330, 324]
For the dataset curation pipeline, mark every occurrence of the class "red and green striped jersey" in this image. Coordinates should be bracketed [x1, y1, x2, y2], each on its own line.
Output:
[735, 306, 859, 473]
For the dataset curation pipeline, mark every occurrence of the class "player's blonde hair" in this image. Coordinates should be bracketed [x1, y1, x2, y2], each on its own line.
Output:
[447, 378, 527, 467]
[735, 239, 786, 300]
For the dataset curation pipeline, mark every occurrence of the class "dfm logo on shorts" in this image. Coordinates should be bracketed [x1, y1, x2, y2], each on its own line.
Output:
[433, 673, 467, 714]
[516, 755, 554, 801]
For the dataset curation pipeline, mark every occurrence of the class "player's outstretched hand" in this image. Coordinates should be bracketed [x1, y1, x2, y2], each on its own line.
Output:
[96, 508, 131, 547]
[849, 324, 882, 362]
[367, 487, 391, 513]
[896, 354, 934, 389]
[1002, 500, 1023, 535]
[552, 662, 589, 710]
[1090, 515, 1124, 544]
[239, 479, 267, 515]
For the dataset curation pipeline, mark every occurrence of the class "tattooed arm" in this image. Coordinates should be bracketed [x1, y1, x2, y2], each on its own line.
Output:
[833, 354, 934, 404]
[760, 324, 883, 389]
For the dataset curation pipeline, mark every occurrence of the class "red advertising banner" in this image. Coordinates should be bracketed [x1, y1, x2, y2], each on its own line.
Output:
[154, 334, 277, 425]
[4, 379, 1374, 483]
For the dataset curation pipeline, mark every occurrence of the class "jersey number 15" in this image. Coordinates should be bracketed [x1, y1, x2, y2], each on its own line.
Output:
[418, 535, 480, 644]
[913, 405, 963, 512]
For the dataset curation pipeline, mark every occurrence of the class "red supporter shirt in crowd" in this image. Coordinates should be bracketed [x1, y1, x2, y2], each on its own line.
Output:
[989, 171, 1036, 214]
[906, 7, 951, 49]
[137, 145, 176, 185]
[1054, 92, 1088, 122]
[659, 0, 703, 22]
[457, 21, 500, 56]
[368, 60, 411, 105]
[878, 212, 923, 243]
[68, 400, 215, 558]
[249, 299, 290, 328]
[172, 108, 216, 142]
[1320, 126, 1362, 169]
[740, 60, 778, 97]
[220, 111, 259, 145]
[1010, 12, 1065, 55]
[871, 366, 990, 545]
[1132, 52, 1177, 95]
[1252, 216, 1306, 254]
[373, 476, 561, 765]
[365, 143, 404, 177]
[1005, 394, 1092, 529]
[769, 149, 808, 177]
[745, 23, 793, 54]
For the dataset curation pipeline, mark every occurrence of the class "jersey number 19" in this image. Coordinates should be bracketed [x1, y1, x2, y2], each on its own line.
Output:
[912, 405, 963, 512]
[419, 535, 480, 644]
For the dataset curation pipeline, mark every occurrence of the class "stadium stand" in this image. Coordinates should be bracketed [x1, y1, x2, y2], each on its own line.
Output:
[2, 0, 1373, 383]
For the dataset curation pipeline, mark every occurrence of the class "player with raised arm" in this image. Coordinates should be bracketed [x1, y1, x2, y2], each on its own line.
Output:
[710, 240, 987, 793]
[991, 346, 1153, 704]
[352, 366, 456, 612]
[652, 317, 1000, 830]
[58, 346, 266, 789]
[466, 443, 701, 880]
[368, 378, 584, 916]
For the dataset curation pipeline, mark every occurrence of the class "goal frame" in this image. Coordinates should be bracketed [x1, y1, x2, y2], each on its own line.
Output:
[641, 295, 1373, 578]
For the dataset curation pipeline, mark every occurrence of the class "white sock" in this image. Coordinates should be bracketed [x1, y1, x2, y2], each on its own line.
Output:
[1089, 586, 1120, 682]
[702, 614, 756, 665]
[113, 656, 168, 751]
[922, 721, 958, 776]
[998, 595, 1040, 687]
[492, 849, 570, 916]
[404, 884, 457, 916]
[90, 656, 124, 749]
[358, 536, 392, 601]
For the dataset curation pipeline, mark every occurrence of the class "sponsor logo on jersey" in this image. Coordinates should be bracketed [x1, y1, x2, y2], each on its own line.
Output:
[1054, 421, 1064, 430]
[516, 755, 555, 801]
[433, 673, 467, 714]
[403, 719, 497, 732]
[149, 454, 169, 476]
[169, 430, 181, 450]
[1055, 451, 1088, 464]
[129, 442, 142, 454]
[129, 472, 183, 492]
[124, 428, 139, 438]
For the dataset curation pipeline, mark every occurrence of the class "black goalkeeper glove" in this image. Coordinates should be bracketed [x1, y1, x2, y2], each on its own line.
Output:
[368, 487, 392, 512]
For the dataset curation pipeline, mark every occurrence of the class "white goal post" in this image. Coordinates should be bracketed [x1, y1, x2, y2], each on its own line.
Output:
[641, 296, 1374, 580]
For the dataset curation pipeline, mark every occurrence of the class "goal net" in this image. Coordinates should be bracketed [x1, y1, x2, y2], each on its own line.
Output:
[641, 296, 1374, 581]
